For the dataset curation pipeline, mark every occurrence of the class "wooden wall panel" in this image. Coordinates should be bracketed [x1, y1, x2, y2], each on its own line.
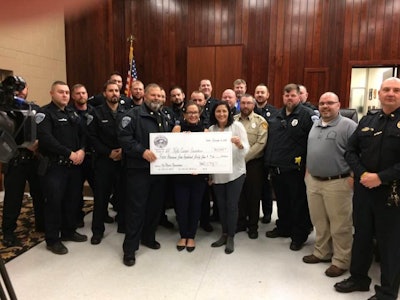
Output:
[65, 0, 400, 107]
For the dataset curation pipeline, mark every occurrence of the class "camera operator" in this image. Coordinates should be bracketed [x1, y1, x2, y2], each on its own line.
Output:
[1, 76, 45, 247]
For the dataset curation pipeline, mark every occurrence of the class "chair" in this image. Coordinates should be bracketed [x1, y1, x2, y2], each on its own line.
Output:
[339, 108, 358, 123]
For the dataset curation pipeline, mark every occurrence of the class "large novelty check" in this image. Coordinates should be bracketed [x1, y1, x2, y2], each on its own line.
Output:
[149, 132, 232, 174]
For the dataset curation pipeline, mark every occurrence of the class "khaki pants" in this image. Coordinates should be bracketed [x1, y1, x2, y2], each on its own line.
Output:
[305, 173, 353, 269]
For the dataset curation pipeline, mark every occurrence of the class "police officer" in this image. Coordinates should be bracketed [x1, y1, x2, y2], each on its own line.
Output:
[118, 83, 170, 267]
[168, 86, 186, 121]
[88, 71, 132, 109]
[130, 80, 145, 107]
[1, 76, 45, 247]
[199, 79, 218, 116]
[36, 81, 87, 255]
[334, 77, 400, 300]
[234, 94, 268, 239]
[88, 80, 126, 245]
[254, 83, 278, 224]
[264, 83, 317, 251]
[70, 83, 95, 228]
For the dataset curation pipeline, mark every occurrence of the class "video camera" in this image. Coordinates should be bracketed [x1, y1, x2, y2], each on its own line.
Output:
[0, 75, 36, 163]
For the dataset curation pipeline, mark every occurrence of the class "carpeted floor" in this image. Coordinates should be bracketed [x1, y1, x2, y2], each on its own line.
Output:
[0, 195, 93, 263]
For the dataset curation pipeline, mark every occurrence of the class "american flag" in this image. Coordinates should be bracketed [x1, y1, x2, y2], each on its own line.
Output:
[125, 41, 138, 97]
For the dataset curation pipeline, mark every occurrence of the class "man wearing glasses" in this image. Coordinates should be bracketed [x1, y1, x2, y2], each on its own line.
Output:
[303, 92, 357, 277]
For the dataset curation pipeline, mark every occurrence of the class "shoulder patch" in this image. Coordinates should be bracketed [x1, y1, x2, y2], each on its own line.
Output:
[261, 122, 268, 129]
[121, 116, 132, 128]
[35, 113, 46, 124]
[311, 115, 319, 123]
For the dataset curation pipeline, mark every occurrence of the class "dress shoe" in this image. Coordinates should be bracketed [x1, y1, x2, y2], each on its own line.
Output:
[117, 226, 125, 234]
[176, 239, 186, 251]
[104, 215, 114, 224]
[141, 240, 161, 250]
[261, 216, 271, 224]
[289, 241, 303, 251]
[2, 234, 20, 247]
[325, 265, 347, 277]
[61, 231, 88, 242]
[225, 236, 234, 254]
[265, 227, 290, 238]
[186, 239, 195, 252]
[123, 254, 136, 267]
[211, 235, 227, 247]
[176, 245, 185, 251]
[367, 295, 378, 300]
[90, 235, 103, 245]
[302, 254, 331, 264]
[248, 231, 258, 239]
[186, 246, 195, 252]
[46, 241, 68, 255]
[200, 223, 214, 232]
[334, 277, 370, 293]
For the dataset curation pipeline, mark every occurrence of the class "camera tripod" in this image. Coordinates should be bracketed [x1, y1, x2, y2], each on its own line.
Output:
[0, 259, 17, 300]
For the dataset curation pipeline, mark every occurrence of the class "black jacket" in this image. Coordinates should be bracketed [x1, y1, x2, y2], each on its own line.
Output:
[118, 104, 170, 169]
[345, 108, 400, 184]
[36, 102, 85, 158]
[264, 103, 315, 169]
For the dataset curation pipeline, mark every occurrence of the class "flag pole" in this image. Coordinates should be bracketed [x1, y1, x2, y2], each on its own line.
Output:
[125, 34, 136, 97]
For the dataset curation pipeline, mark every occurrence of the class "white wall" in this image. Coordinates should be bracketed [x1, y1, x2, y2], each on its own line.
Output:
[0, 13, 67, 106]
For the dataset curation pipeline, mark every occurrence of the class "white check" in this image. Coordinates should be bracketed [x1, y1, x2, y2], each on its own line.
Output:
[150, 132, 233, 174]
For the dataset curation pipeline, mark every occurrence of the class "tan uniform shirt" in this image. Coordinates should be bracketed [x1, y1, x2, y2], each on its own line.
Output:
[234, 111, 268, 163]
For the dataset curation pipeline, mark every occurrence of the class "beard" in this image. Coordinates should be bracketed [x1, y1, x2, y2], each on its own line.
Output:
[146, 100, 162, 112]
[108, 96, 119, 104]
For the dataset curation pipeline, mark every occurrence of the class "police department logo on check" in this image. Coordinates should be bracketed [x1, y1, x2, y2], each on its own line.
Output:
[153, 135, 168, 148]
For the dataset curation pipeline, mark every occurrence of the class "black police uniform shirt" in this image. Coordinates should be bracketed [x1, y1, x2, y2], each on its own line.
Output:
[345, 107, 400, 184]
[255, 103, 279, 123]
[118, 104, 170, 169]
[87, 103, 126, 157]
[264, 103, 317, 169]
[69, 103, 95, 151]
[35, 102, 85, 158]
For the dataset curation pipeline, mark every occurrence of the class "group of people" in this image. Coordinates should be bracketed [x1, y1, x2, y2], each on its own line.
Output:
[1, 72, 399, 300]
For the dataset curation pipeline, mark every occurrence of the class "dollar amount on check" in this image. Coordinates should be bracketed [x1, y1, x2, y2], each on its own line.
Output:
[150, 132, 233, 174]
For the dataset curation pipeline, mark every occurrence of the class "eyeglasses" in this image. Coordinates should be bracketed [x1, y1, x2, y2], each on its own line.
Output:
[318, 101, 339, 106]
[185, 111, 199, 115]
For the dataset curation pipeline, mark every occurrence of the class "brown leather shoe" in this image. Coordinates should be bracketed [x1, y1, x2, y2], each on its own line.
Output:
[325, 265, 347, 277]
[302, 254, 331, 264]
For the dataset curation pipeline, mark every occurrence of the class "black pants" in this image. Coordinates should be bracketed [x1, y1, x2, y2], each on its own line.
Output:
[270, 168, 312, 244]
[238, 159, 264, 232]
[213, 174, 246, 237]
[123, 169, 165, 254]
[261, 170, 273, 218]
[350, 181, 400, 300]
[77, 154, 95, 223]
[174, 177, 207, 239]
[41, 164, 82, 245]
[92, 157, 123, 236]
[2, 159, 45, 235]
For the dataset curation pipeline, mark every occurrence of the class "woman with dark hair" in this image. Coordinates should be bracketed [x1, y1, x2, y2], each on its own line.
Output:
[208, 101, 249, 254]
[172, 101, 208, 252]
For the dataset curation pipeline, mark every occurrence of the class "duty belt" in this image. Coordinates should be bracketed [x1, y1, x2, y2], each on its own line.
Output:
[9, 149, 35, 165]
[269, 166, 297, 175]
[49, 155, 73, 167]
[312, 173, 350, 181]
